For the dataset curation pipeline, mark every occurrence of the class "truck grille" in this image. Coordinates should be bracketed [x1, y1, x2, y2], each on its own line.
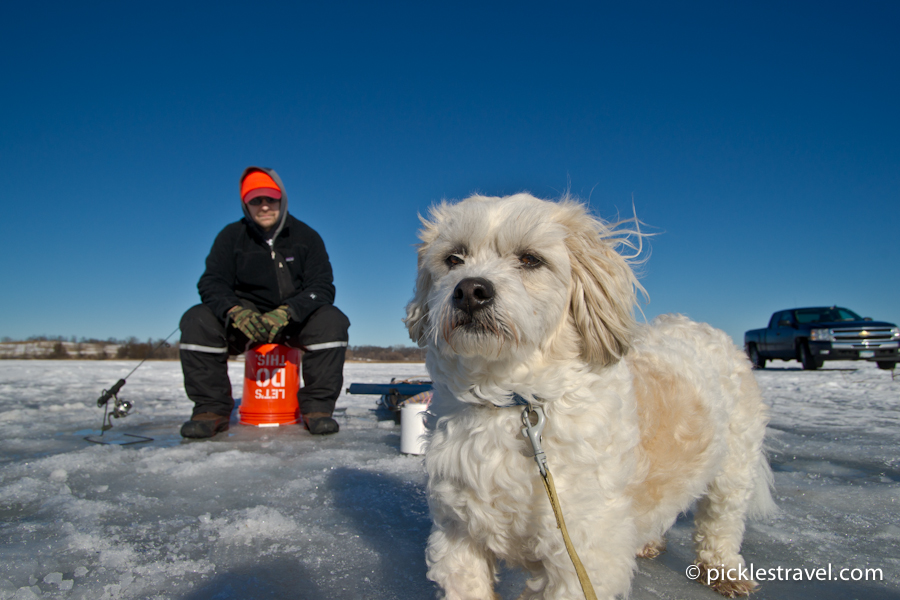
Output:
[832, 326, 895, 346]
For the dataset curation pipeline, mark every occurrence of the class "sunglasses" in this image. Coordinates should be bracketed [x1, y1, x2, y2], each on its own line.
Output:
[247, 197, 281, 207]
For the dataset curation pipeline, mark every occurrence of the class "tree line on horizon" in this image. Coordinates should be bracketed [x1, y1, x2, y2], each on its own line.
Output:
[345, 345, 426, 362]
[0, 336, 426, 362]
[0, 336, 180, 360]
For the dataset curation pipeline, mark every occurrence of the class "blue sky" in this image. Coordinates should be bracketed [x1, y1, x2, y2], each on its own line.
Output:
[2, 1, 898, 348]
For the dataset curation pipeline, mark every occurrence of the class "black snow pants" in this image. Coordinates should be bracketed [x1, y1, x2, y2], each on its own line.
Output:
[179, 302, 350, 419]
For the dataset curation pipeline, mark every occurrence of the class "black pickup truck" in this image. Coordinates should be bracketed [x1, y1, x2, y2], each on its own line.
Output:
[745, 307, 899, 370]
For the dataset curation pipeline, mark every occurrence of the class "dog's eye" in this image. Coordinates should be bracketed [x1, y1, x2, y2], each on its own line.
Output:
[518, 254, 542, 269]
[445, 255, 465, 268]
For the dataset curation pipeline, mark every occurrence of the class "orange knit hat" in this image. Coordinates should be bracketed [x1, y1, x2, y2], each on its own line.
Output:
[241, 171, 283, 203]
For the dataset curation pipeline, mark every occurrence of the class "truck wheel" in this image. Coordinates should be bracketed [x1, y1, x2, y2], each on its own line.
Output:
[799, 342, 821, 370]
[876, 361, 896, 371]
[748, 344, 766, 369]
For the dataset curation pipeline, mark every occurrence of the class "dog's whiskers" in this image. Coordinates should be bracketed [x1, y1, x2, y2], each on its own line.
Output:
[435, 303, 520, 356]
[440, 305, 454, 344]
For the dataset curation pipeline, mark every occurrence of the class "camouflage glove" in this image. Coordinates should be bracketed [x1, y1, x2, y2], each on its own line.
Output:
[227, 306, 268, 342]
[261, 306, 291, 342]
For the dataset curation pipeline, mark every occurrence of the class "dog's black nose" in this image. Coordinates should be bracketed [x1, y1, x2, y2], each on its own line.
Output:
[452, 278, 495, 313]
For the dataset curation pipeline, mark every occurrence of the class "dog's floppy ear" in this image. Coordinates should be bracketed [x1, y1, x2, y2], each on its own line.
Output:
[404, 249, 432, 346]
[563, 203, 641, 366]
[404, 210, 443, 346]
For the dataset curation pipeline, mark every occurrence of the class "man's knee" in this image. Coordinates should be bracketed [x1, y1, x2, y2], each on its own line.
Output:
[305, 305, 350, 341]
[180, 304, 226, 343]
[322, 305, 350, 338]
[182, 303, 214, 327]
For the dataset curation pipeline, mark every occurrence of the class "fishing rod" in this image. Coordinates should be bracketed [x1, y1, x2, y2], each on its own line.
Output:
[93, 326, 180, 434]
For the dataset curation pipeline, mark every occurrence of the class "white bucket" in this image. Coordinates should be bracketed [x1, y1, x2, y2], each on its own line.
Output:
[400, 403, 429, 455]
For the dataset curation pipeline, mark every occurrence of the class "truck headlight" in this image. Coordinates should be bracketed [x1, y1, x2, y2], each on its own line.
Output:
[810, 328, 834, 341]
[892, 327, 900, 340]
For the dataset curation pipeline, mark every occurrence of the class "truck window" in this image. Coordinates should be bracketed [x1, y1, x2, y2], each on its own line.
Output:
[795, 309, 822, 324]
[775, 311, 794, 327]
[796, 307, 862, 323]
[833, 307, 862, 321]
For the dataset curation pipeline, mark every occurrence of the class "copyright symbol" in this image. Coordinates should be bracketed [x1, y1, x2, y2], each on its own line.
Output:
[685, 564, 701, 580]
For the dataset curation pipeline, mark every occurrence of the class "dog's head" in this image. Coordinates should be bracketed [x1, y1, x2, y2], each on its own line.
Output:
[404, 193, 644, 366]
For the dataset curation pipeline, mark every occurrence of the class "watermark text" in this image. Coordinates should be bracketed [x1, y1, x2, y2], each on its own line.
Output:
[684, 563, 883, 584]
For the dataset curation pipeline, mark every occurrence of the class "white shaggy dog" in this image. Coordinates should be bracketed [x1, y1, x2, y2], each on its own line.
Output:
[404, 193, 774, 600]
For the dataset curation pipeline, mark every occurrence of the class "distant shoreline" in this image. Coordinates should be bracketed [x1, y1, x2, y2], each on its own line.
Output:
[0, 340, 425, 363]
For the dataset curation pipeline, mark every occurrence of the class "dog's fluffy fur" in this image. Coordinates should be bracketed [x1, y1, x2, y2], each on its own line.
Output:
[404, 193, 774, 600]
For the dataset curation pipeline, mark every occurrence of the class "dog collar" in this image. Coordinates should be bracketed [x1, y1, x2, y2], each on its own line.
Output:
[497, 392, 532, 408]
[466, 388, 535, 408]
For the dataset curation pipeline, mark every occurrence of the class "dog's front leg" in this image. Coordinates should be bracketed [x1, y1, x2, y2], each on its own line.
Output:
[426, 524, 499, 600]
[529, 508, 639, 600]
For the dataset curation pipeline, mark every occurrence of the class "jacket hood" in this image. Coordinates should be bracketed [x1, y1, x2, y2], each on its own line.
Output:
[240, 166, 289, 240]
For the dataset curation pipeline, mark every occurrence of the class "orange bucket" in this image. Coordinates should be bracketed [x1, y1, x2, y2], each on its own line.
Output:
[239, 344, 302, 426]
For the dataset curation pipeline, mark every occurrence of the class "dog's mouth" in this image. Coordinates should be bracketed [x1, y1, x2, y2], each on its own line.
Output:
[440, 307, 519, 349]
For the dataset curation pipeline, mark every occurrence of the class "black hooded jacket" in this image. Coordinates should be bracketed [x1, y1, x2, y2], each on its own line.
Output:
[197, 167, 336, 323]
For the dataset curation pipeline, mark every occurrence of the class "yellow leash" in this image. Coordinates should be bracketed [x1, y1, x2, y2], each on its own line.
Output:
[521, 406, 599, 600]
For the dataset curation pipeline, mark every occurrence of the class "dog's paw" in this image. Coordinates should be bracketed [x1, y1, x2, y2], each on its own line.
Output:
[710, 577, 758, 598]
[636, 539, 666, 559]
[696, 563, 759, 597]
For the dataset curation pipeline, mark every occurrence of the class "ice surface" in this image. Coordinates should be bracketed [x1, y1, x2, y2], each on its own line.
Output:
[0, 359, 897, 599]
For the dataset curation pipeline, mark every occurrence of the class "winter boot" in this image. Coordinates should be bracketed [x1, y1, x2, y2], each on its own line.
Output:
[304, 412, 339, 435]
[181, 412, 230, 439]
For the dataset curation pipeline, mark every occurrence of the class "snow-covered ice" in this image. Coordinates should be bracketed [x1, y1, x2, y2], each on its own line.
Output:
[0, 359, 897, 599]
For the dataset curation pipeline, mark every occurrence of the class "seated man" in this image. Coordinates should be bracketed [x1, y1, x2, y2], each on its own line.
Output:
[179, 167, 349, 439]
